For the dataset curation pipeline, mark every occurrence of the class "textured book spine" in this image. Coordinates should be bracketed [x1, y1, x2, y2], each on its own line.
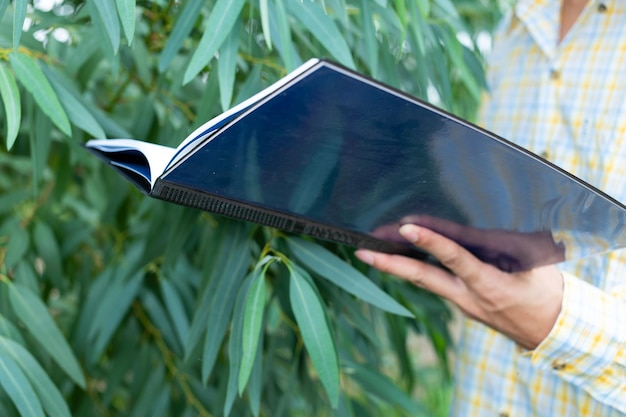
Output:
[152, 180, 414, 255]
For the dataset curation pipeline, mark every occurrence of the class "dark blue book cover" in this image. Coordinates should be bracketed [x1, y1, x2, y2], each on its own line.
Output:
[86, 59, 626, 272]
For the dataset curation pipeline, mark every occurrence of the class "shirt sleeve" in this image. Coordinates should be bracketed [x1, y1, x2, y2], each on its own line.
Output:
[529, 271, 626, 412]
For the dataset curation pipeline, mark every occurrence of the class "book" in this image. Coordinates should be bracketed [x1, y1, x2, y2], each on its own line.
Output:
[86, 58, 626, 272]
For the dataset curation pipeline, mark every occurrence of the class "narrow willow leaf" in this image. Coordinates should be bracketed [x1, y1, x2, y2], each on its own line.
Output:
[0, 336, 72, 417]
[416, 0, 430, 16]
[0, 0, 8, 22]
[160, 279, 190, 348]
[437, 26, 482, 102]
[271, 0, 297, 71]
[90, 0, 121, 54]
[285, 0, 355, 69]
[360, 0, 378, 78]
[394, 0, 408, 38]
[31, 105, 52, 196]
[7, 282, 86, 388]
[289, 266, 339, 407]
[247, 332, 263, 417]
[42, 64, 107, 138]
[33, 221, 63, 286]
[141, 290, 181, 354]
[259, 0, 271, 50]
[13, 262, 38, 298]
[183, 0, 246, 84]
[0, 62, 20, 149]
[200, 242, 250, 381]
[115, 0, 136, 45]
[224, 274, 253, 417]
[131, 362, 165, 417]
[187, 221, 249, 362]
[90, 273, 143, 360]
[345, 360, 425, 415]
[0, 350, 46, 417]
[9, 53, 71, 136]
[158, 0, 204, 72]
[0, 313, 24, 344]
[5, 223, 28, 270]
[13, 0, 27, 51]
[325, 0, 348, 26]
[286, 238, 412, 317]
[407, 0, 428, 72]
[218, 21, 239, 112]
[238, 266, 267, 394]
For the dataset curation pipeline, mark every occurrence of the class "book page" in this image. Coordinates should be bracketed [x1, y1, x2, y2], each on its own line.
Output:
[86, 139, 176, 188]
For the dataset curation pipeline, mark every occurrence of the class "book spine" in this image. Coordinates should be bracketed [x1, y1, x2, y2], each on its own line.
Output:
[152, 180, 408, 254]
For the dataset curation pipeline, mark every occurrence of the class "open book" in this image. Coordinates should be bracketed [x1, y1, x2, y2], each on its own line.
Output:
[86, 59, 626, 272]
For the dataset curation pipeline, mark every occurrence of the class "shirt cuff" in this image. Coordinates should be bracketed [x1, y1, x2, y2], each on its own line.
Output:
[528, 272, 626, 386]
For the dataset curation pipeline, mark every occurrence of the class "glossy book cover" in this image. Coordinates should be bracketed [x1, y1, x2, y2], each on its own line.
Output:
[86, 59, 626, 272]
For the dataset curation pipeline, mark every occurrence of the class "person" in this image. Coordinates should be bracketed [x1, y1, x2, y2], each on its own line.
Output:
[355, 0, 626, 415]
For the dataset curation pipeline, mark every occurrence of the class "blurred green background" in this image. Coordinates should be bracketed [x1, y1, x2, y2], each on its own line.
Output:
[0, 0, 509, 416]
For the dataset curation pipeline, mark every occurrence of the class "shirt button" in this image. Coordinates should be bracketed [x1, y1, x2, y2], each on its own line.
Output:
[598, 3, 608, 12]
[552, 359, 568, 371]
[540, 150, 550, 159]
[499, 413, 510, 417]
[550, 69, 560, 80]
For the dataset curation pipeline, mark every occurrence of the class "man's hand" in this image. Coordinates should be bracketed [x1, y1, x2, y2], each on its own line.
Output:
[356, 224, 564, 350]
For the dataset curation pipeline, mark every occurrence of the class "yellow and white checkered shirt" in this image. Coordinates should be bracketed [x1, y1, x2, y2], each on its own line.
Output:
[450, 0, 626, 416]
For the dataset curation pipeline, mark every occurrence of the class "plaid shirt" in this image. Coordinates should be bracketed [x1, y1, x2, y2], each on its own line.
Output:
[449, 1, 626, 416]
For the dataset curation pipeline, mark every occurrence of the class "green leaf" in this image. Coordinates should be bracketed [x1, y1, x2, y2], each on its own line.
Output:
[360, 0, 378, 78]
[394, 0, 408, 33]
[286, 238, 412, 317]
[218, 20, 240, 111]
[289, 266, 339, 408]
[158, 0, 204, 72]
[9, 52, 71, 136]
[0, 62, 20, 149]
[160, 278, 190, 349]
[0, 313, 24, 344]
[238, 264, 267, 394]
[5, 223, 29, 270]
[260, 0, 271, 50]
[131, 362, 165, 417]
[285, 0, 355, 69]
[185, 221, 250, 370]
[0, 336, 72, 417]
[30, 105, 52, 195]
[115, 0, 136, 45]
[271, 0, 297, 71]
[33, 221, 63, 287]
[247, 334, 263, 417]
[0, 351, 45, 417]
[200, 238, 250, 381]
[89, 0, 121, 54]
[42, 64, 107, 138]
[7, 282, 86, 388]
[0, 0, 8, 22]
[345, 360, 425, 415]
[224, 273, 253, 417]
[89, 272, 143, 360]
[13, 0, 27, 51]
[141, 290, 182, 354]
[183, 0, 247, 84]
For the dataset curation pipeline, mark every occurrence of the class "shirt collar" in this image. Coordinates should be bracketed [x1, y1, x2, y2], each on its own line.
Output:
[512, 0, 610, 59]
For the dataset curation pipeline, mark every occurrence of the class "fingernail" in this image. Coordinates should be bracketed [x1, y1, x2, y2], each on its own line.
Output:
[399, 224, 419, 243]
[355, 249, 374, 265]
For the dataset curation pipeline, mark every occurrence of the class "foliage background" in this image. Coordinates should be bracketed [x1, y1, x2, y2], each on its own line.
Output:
[0, 0, 506, 416]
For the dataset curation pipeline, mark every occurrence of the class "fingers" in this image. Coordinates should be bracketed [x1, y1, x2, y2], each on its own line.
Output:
[398, 224, 487, 286]
[354, 249, 466, 302]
